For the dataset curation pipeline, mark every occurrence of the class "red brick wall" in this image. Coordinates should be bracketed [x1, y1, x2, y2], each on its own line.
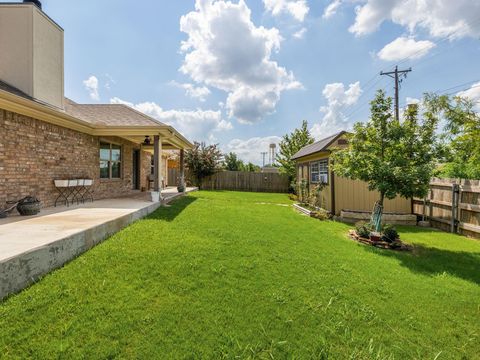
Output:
[0, 109, 152, 208]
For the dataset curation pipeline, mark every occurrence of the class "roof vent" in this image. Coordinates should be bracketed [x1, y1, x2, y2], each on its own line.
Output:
[23, 0, 42, 9]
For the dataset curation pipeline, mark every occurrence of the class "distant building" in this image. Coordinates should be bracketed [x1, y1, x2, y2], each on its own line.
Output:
[261, 166, 279, 174]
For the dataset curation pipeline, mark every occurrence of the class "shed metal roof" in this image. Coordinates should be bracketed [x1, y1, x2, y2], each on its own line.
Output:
[292, 131, 347, 160]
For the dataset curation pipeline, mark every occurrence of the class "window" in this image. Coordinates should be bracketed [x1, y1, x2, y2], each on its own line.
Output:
[100, 142, 122, 179]
[310, 159, 328, 184]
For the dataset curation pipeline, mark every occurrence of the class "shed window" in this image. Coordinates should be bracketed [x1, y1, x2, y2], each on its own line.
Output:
[100, 142, 122, 179]
[310, 159, 328, 184]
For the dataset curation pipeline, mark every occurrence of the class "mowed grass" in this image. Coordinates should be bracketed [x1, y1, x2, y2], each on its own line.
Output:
[1, 191, 480, 359]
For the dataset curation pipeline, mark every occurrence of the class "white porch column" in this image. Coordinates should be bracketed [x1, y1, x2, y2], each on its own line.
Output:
[153, 135, 163, 192]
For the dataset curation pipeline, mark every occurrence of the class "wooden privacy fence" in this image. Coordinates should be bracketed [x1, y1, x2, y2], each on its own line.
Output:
[199, 171, 289, 193]
[413, 178, 480, 238]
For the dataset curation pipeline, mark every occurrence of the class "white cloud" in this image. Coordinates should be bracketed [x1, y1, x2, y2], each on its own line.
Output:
[293, 27, 307, 39]
[457, 82, 480, 110]
[323, 0, 342, 19]
[179, 0, 301, 124]
[225, 135, 282, 165]
[377, 36, 436, 61]
[406, 97, 420, 105]
[83, 75, 100, 101]
[348, 0, 480, 39]
[263, 0, 309, 22]
[110, 97, 232, 142]
[170, 81, 211, 102]
[311, 81, 362, 139]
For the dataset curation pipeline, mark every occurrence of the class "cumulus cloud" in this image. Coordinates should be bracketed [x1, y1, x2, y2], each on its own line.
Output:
[225, 135, 282, 165]
[179, 0, 301, 124]
[377, 36, 436, 61]
[83, 75, 100, 101]
[323, 0, 342, 19]
[348, 0, 480, 38]
[170, 81, 211, 102]
[311, 82, 362, 139]
[110, 97, 232, 142]
[293, 27, 307, 39]
[457, 82, 480, 110]
[263, 0, 309, 22]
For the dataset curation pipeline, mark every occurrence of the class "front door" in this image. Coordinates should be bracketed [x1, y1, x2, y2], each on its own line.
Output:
[132, 149, 140, 190]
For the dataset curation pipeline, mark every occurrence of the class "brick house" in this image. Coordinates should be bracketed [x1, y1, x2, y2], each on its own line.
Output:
[0, 1, 192, 208]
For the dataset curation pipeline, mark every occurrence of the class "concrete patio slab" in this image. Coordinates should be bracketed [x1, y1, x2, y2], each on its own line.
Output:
[0, 187, 197, 300]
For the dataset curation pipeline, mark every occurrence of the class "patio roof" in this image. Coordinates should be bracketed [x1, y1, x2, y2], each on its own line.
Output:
[0, 81, 193, 150]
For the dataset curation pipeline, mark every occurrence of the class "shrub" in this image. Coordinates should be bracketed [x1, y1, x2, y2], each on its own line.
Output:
[288, 194, 298, 201]
[355, 221, 371, 238]
[311, 208, 330, 221]
[382, 225, 399, 243]
[298, 179, 309, 204]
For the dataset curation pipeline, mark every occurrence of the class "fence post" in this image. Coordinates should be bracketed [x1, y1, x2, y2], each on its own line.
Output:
[428, 186, 433, 221]
[451, 183, 460, 233]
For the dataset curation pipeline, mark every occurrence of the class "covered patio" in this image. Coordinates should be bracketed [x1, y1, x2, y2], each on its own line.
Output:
[0, 187, 197, 300]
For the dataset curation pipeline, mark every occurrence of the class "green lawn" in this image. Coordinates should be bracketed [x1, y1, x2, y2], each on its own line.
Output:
[1, 191, 479, 359]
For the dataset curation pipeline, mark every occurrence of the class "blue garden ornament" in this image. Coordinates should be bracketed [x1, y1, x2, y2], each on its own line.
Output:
[370, 201, 383, 233]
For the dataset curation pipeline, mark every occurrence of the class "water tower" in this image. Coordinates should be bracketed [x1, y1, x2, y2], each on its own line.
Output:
[269, 143, 276, 165]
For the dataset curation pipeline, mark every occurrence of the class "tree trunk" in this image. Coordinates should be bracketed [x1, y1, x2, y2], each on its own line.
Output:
[375, 192, 385, 232]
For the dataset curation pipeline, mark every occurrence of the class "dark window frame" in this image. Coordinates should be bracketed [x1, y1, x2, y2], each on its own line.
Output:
[100, 142, 122, 179]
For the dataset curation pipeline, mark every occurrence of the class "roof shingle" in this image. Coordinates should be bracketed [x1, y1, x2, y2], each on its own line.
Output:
[292, 131, 346, 160]
[63, 99, 166, 127]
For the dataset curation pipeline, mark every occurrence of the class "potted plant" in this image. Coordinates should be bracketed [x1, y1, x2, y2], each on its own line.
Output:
[17, 196, 41, 216]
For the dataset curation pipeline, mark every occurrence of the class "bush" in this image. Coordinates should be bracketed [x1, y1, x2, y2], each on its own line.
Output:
[355, 221, 371, 238]
[288, 194, 298, 201]
[311, 208, 330, 221]
[382, 224, 399, 243]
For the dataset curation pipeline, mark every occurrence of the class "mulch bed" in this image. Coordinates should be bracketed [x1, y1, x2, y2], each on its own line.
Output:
[348, 230, 413, 251]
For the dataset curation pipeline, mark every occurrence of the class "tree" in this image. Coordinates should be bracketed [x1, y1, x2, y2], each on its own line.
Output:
[185, 142, 222, 189]
[243, 162, 261, 172]
[424, 94, 480, 179]
[332, 90, 439, 231]
[224, 152, 244, 171]
[277, 120, 314, 183]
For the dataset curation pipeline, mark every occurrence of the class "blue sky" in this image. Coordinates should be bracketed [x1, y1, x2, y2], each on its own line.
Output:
[41, 0, 480, 164]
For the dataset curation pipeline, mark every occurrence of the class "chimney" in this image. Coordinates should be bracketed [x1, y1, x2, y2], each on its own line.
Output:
[0, 2, 64, 109]
[23, 0, 42, 10]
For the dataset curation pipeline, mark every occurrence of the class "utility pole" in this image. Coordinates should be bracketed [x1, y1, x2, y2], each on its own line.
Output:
[261, 152, 267, 167]
[380, 65, 412, 121]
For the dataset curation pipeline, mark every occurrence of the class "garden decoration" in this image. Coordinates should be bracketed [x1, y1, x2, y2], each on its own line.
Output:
[16, 196, 41, 216]
[349, 221, 412, 251]
[370, 201, 383, 232]
[0, 196, 41, 218]
[0, 201, 19, 219]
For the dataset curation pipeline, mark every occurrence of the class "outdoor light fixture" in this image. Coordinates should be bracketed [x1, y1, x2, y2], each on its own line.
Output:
[143, 136, 151, 145]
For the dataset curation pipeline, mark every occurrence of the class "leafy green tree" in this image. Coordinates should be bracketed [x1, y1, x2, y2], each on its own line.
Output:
[425, 94, 480, 179]
[243, 162, 261, 172]
[185, 142, 222, 189]
[277, 120, 314, 182]
[332, 90, 439, 231]
[224, 152, 244, 171]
